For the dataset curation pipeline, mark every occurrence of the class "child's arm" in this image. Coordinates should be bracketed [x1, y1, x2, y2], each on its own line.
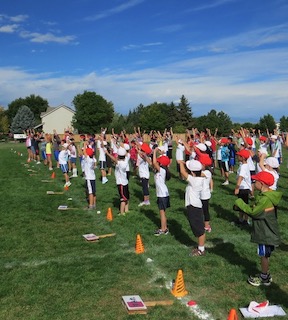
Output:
[234, 176, 243, 195]
[235, 196, 273, 217]
[105, 149, 118, 164]
[152, 148, 160, 172]
[177, 160, 188, 180]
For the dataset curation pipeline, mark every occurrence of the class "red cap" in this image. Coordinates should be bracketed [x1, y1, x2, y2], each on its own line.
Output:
[259, 136, 267, 142]
[86, 147, 94, 157]
[199, 155, 212, 166]
[245, 137, 253, 145]
[251, 171, 274, 187]
[141, 143, 152, 155]
[236, 149, 250, 159]
[156, 155, 170, 167]
[220, 138, 228, 144]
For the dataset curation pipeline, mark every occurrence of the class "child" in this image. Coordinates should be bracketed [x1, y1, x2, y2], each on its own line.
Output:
[234, 171, 282, 286]
[200, 158, 213, 233]
[97, 137, 108, 184]
[83, 145, 97, 210]
[106, 147, 130, 215]
[45, 134, 53, 170]
[220, 138, 230, 185]
[69, 139, 78, 177]
[234, 149, 252, 226]
[178, 159, 205, 256]
[58, 143, 71, 188]
[175, 139, 185, 179]
[152, 149, 171, 236]
[137, 148, 151, 206]
[258, 155, 279, 190]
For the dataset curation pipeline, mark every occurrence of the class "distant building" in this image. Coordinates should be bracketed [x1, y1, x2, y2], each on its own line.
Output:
[39, 104, 75, 134]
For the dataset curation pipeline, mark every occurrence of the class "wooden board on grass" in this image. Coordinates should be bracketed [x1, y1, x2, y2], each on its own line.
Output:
[58, 205, 78, 211]
[47, 191, 64, 195]
[41, 180, 54, 183]
[83, 233, 116, 242]
[122, 295, 147, 315]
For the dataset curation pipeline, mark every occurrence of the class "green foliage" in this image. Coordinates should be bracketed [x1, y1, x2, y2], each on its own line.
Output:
[7, 94, 48, 124]
[0, 107, 9, 133]
[258, 114, 276, 133]
[175, 95, 193, 128]
[10, 105, 35, 133]
[72, 91, 114, 133]
[279, 115, 288, 132]
[194, 109, 233, 136]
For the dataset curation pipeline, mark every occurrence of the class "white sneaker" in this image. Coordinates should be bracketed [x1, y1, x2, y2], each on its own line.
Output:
[222, 181, 229, 185]
[65, 181, 71, 187]
[49, 167, 53, 171]
[102, 177, 108, 184]
[138, 201, 150, 207]
[36, 161, 41, 164]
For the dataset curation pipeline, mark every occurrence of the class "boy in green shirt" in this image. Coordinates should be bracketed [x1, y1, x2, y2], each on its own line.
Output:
[234, 171, 282, 286]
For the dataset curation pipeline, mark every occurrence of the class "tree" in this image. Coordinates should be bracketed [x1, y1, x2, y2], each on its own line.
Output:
[0, 107, 9, 133]
[7, 94, 48, 124]
[175, 95, 193, 128]
[72, 91, 114, 133]
[258, 114, 276, 133]
[279, 116, 288, 132]
[10, 105, 35, 133]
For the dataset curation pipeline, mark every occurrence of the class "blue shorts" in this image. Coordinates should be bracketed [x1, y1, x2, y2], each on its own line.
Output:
[258, 244, 275, 257]
[157, 196, 170, 210]
[70, 157, 77, 164]
[60, 164, 68, 174]
[229, 158, 235, 166]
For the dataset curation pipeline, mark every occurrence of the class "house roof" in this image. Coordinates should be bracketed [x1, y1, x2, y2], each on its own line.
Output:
[40, 104, 75, 118]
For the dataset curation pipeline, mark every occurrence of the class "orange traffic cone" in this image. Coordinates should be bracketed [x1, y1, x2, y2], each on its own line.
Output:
[106, 207, 113, 221]
[135, 234, 145, 254]
[171, 269, 188, 298]
[227, 309, 238, 320]
[64, 185, 69, 191]
[51, 172, 56, 179]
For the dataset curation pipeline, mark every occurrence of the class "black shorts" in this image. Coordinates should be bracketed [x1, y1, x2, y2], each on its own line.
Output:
[86, 179, 96, 196]
[140, 178, 149, 196]
[167, 149, 172, 159]
[99, 161, 107, 170]
[238, 189, 250, 204]
[157, 196, 170, 210]
[258, 244, 275, 257]
[201, 199, 210, 222]
[186, 205, 205, 238]
[221, 161, 229, 172]
[250, 170, 256, 183]
[117, 184, 129, 202]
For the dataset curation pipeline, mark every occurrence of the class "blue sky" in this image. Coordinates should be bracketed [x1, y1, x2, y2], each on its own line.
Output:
[0, 0, 287, 123]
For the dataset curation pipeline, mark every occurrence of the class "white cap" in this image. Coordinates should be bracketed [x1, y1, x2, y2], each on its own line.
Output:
[123, 143, 130, 151]
[205, 141, 212, 147]
[158, 146, 165, 152]
[265, 157, 279, 168]
[117, 147, 126, 156]
[195, 143, 207, 152]
[258, 147, 268, 155]
[62, 143, 69, 148]
[271, 135, 277, 140]
[186, 159, 202, 171]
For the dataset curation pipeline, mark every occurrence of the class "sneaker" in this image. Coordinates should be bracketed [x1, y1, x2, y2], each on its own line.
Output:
[204, 225, 212, 233]
[49, 167, 53, 171]
[102, 177, 108, 184]
[248, 275, 272, 287]
[154, 228, 169, 236]
[65, 181, 71, 187]
[190, 248, 205, 256]
[138, 201, 150, 207]
[36, 161, 41, 164]
[222, 181, 229, 185]
[84, 206, 94, 210]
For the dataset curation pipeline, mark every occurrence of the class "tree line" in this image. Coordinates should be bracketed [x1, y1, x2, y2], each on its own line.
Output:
[1, 91, 288, 136]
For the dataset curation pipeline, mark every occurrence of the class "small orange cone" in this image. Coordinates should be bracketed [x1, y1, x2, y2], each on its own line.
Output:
[64, 185, 69, 191]
[135, 234, 145, 254]
[227, 309, 238, 320]
[51, 172, 56, 179]
[171, 269, 188, 298]
[106, 207, 113, 221]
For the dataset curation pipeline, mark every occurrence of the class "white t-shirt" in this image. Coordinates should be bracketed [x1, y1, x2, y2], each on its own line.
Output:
[58, 150, 68, 165]
[138, 155, 150, 179]
[154, 167, 169, 197]
[237, 163, 252, 190]
[185, 175, 204, 208]
[217, 146, 222, 161]
[83, 156, 96, 180]
[69, 145, 77, 159]
[200, 170, 212, 200]
[115, 158, 129, 185]
[176, 144, 185, 161]
[97, 140, 106, 162]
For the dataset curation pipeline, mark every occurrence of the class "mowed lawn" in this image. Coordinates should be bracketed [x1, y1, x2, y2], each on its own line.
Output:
[0, 142, 287, 320]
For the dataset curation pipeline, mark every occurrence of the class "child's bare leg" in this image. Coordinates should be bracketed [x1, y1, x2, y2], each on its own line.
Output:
[261, 256, 269, 274]
[160, 209, 167, 230]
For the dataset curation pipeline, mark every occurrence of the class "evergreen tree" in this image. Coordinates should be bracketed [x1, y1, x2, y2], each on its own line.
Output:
[11, 105, 35, 133]
[258, 114, 276, 133]
[175, 95, 193, 128]
[279, 116, 288, 132]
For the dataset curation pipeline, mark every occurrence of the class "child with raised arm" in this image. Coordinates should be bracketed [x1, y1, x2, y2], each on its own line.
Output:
[234, 171, 282, 286]
[152, 148, 171, 236]
[178, 159, 206, 256]
[83, 143, 97, 210]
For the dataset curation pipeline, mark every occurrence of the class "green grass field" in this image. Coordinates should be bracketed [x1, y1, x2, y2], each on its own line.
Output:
[0, 142, 287, 320]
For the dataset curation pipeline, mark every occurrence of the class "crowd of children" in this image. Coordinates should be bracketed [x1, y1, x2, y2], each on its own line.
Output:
[23, 126, 285, 286]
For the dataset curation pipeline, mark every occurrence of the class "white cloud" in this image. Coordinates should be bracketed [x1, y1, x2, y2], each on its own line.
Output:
[0, 48, 287, 122]
[19, 31, 77, 44]
[85, 0, 145, 21]
[193, 0, 236, 12]
[122, 42, 162, 51]
[9, 14, 29, 22]
[0, 24, 19, 33]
